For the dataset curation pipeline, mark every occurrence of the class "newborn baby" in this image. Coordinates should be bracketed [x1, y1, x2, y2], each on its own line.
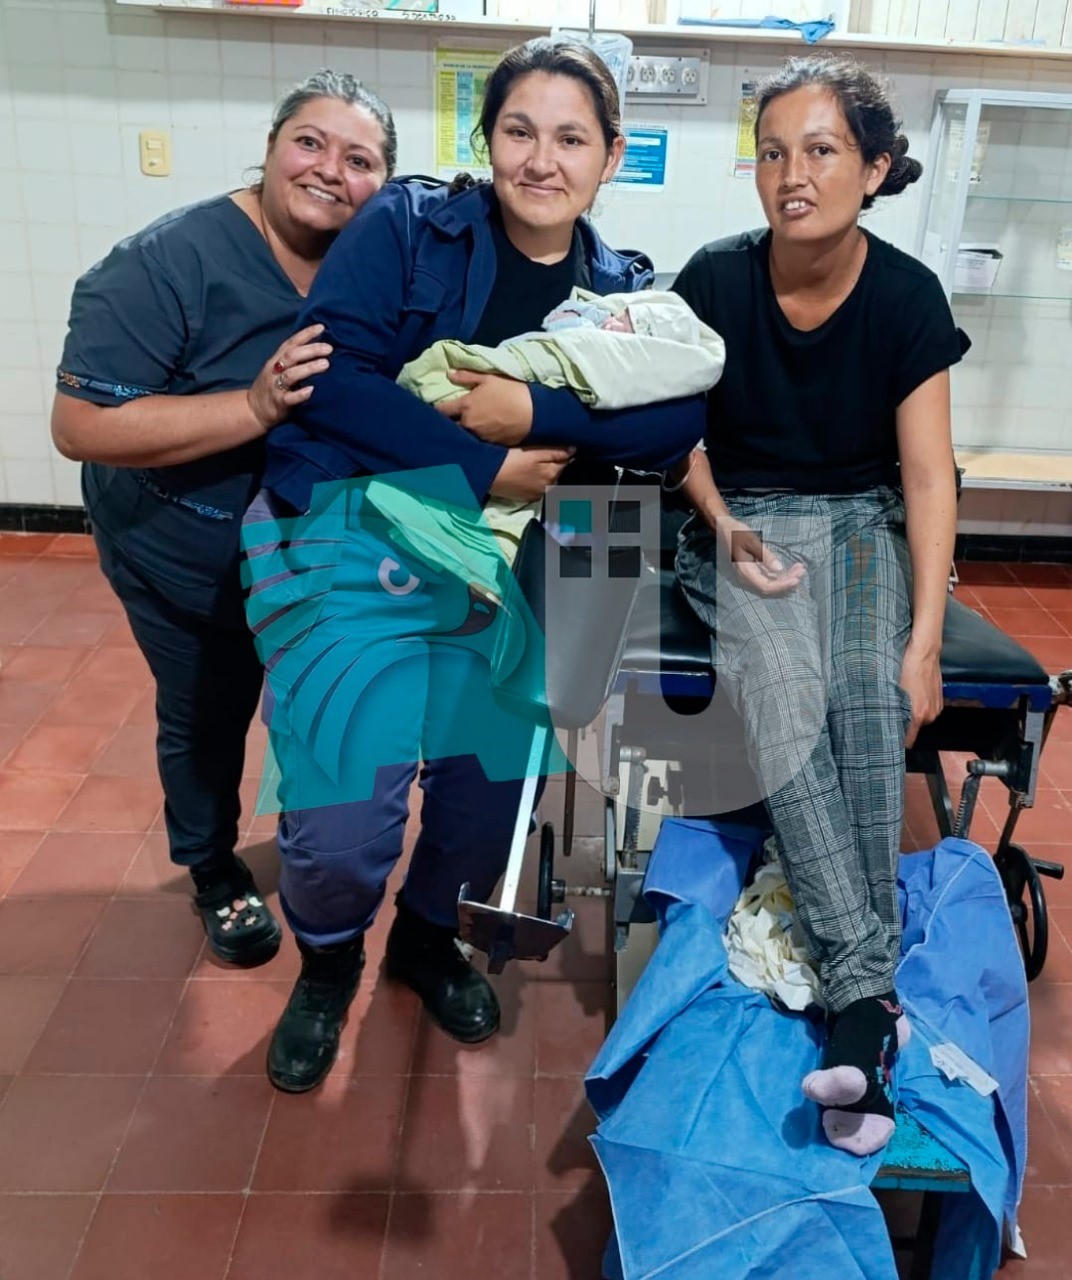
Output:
[398, 288, 725, 560]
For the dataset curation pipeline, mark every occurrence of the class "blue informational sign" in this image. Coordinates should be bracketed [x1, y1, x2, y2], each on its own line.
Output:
[615, 126, 669, 188]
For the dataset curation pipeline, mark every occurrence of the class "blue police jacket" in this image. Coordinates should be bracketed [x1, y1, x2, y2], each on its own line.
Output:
[262, 178, 705, 514]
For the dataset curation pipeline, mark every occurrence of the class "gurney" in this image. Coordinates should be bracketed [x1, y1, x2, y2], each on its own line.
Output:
[456, 487, 1070, 984]
[447, 500, 1066, 1276]
[590, 564, 1071, 981]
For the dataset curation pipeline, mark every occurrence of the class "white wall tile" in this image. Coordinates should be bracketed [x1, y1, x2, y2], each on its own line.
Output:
[170, 126, 228, 183]
[0, 221, 28, 272]
[164, 14, 221, 77]
[9, 63, 65, 120]
[0, 368, 44, 415]
[225, 129, 269, 188]
[4, 6, 63, 69]
[19, 171, 75, 226]
[49, 454, 84, 506]
[0, 117, 14, 172]
[0, 320, 42, 371]
[323, 29, 378, 84]
[117, 72, 171, 128]
[168, 73, 224, 129]
[14, 119, 70, 174]
[26, 222, 82, 277]
[73, 174, 127, 228]
[59, 8, 115, 71]
[31, 270, 77, 324]
[222, 76, 276, 133]
[4, 457, 55, 504]
[36, 319, 70, 369]
[376, 30, 435, 89]
[220, 26, 274, 81]
[124, 180, 184, 233]
[271, 20, 328, 84]
[0, 412, 50, 460]
[64, 68, 120, 124]
[69, 122, 123, 178]
[110, 13, 168, 74]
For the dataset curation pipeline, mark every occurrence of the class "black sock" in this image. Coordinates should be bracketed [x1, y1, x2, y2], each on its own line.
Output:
[823, 992, 903, 1118]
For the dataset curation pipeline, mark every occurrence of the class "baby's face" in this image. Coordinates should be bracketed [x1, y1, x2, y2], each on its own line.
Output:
[600, 312, 634, 333]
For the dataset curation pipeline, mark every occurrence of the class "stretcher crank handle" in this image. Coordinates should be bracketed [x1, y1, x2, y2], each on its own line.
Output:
[457, 723, 574, 974]
[497, 723, 547, 918]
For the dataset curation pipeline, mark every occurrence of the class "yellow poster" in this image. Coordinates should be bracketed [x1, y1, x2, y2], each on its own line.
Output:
[435, 48, 503, 175]
[734, 80, 758, 178]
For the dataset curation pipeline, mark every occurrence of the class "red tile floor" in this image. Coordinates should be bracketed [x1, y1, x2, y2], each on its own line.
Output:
[0, 533, 1069, 1279]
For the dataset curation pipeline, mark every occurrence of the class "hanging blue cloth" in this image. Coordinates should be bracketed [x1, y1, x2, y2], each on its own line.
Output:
[678, 15, 836, 43]
[586, 822, 1028, 1280]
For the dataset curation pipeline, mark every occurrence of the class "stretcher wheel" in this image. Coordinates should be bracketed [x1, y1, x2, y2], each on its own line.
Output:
[997, 843, 1049, 981]
[537, 822, 565, 921]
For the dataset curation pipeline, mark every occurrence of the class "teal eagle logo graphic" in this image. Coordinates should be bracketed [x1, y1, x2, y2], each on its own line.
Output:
[240, 466, 569, 815]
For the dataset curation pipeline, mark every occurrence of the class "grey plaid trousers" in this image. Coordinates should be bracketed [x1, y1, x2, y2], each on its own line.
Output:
[676, 487, 913, 1011]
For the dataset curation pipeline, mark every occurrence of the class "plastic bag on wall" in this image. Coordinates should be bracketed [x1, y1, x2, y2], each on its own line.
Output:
[553, 28, 634, 114]
[678, 0, 850, 25]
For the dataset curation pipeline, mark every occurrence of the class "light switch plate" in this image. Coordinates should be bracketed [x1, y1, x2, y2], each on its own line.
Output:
[139, 129, 172, 178]
[626, 49, 709, 104]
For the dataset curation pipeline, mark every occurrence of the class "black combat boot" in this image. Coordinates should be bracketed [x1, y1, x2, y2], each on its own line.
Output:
[385, 897, 500, 1044]
[266, 937, 365, 1092]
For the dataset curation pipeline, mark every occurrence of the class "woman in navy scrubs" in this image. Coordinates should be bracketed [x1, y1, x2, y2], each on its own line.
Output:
[50, 71, 397, 968]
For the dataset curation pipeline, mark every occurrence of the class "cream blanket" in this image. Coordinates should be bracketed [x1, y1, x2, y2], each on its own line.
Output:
[398, 289, 725, 560]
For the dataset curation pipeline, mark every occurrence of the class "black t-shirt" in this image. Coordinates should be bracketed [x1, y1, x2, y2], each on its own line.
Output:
[672, 228, 970, 493]
[470, 211, 591, 347]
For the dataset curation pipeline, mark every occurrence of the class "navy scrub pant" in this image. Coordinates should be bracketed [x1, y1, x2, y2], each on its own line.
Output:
[93, 531, 264, 869]
[243, 485, 543, 948]
[276, 755, 537, 948]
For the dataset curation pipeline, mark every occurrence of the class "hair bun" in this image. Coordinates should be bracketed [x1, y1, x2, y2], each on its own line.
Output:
[879, 138, 922, 198]
[447, 171, 479, 196]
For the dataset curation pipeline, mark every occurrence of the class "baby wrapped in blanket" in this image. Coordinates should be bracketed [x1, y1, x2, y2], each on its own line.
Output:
[398, 288, 726, 561]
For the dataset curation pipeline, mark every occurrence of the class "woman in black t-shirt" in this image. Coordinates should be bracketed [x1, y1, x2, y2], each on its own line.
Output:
[671, 56, 967, 1157]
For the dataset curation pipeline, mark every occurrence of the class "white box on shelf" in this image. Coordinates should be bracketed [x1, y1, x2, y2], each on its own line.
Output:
[954, 243, 1004, 292]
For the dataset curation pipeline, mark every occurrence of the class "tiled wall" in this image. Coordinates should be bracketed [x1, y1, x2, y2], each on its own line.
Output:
[1, 0, 1070, 534]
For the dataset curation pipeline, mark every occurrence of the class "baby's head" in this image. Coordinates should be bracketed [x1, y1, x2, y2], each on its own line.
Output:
[599, 312, 634, 334]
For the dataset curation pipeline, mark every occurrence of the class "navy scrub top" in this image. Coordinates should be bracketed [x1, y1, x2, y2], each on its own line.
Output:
[57, 194, 302, 614]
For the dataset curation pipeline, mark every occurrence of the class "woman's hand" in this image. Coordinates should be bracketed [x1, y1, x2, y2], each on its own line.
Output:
[899, 640, 943, 748]
[436, 371, 534, 445]
[717, 515, 805, 596]
[247, 324, 333, 433]
[489, 447, 575, 503]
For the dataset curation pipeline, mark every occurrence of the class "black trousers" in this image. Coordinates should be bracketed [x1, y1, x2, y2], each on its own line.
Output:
[93, 531, 264, 868]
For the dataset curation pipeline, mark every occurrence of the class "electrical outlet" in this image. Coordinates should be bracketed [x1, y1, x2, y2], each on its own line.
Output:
[626, 51, 708, 104]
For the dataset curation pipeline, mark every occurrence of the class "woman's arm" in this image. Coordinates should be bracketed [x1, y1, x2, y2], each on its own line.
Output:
[437, 373, 707, 474]
[527, 385, 705, 473]
[53, 391, 264, 468]
[896, 369, 957, 748]
[51, 325, 331, 467]
[266, 187, 508, 512]
[439, 374, 706, 472]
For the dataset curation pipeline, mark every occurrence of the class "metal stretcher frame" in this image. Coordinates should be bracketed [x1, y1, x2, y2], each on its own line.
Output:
[905, 667, 1071, 978]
